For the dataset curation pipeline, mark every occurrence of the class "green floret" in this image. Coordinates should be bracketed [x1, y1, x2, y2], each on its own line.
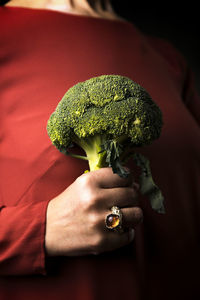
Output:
[48, 75, 162, 154]
[47, 75, 165, 213]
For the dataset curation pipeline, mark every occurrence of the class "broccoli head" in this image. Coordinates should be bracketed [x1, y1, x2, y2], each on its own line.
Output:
[47, 75, 162, 168]
[47, 75, 165, 213]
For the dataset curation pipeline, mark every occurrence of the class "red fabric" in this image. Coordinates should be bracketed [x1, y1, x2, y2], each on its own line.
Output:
[0, 6, 200, 300]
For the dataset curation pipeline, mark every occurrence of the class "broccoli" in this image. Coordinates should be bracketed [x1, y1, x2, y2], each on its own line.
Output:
[47, 75, 165, 213]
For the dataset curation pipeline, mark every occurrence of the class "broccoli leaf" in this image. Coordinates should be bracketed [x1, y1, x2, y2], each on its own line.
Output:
[132, 153, 165, 214]
[99, 140, 130, 178]
[99, 143, 165, 213]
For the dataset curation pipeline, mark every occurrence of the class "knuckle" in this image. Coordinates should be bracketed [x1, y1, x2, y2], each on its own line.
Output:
[82, 189, 97, 209]
[76, 181, 99, 210]
[76, 175, 102, 210]
[76, 173, 93, 188]
[88, 212, 102, 229]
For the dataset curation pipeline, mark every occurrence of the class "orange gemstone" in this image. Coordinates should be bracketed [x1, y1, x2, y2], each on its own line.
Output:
[106, 214, 120, 228]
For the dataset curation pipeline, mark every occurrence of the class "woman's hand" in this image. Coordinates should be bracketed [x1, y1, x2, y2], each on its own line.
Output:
[45, 168, 143, 257]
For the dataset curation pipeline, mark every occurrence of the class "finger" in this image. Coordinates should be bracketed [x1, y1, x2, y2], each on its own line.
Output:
[97, 229, 135, 254]
[91, 167, 134, 188]
[121, 207, 143, 228]
[97, 186, 139, 209]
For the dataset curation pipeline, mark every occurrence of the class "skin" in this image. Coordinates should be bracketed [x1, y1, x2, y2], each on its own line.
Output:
[6, 0, 143, 256]
[5, 0, 123, 20]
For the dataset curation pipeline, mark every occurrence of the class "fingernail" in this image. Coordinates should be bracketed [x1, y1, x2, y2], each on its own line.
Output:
[129, 229, 135, 241]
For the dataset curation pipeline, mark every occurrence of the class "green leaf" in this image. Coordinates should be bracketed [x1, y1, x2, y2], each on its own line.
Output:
[132, 153, 165, 214]
[99, 140, 129, 178]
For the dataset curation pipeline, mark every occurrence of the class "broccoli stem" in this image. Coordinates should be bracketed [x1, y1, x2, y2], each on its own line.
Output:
[73, 134, 107, 171]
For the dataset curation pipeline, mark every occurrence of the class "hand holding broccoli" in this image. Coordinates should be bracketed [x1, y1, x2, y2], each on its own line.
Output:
[45, 168, 142, 256]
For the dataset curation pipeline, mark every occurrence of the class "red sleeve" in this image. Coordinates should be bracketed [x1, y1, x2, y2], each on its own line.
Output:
[0, 200, 49, 276]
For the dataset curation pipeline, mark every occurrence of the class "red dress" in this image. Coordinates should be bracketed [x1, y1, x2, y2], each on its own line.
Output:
[0, 6, 200, 300]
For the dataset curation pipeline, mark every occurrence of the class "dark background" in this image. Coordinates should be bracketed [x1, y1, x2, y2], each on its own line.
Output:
[112, 1, 200, 93]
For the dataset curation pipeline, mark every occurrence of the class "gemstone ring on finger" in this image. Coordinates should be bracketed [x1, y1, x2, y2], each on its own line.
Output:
[105, 206, 123, 232]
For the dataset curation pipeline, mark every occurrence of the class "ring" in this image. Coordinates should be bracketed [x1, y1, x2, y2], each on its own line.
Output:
[105, 206, 123, 232]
